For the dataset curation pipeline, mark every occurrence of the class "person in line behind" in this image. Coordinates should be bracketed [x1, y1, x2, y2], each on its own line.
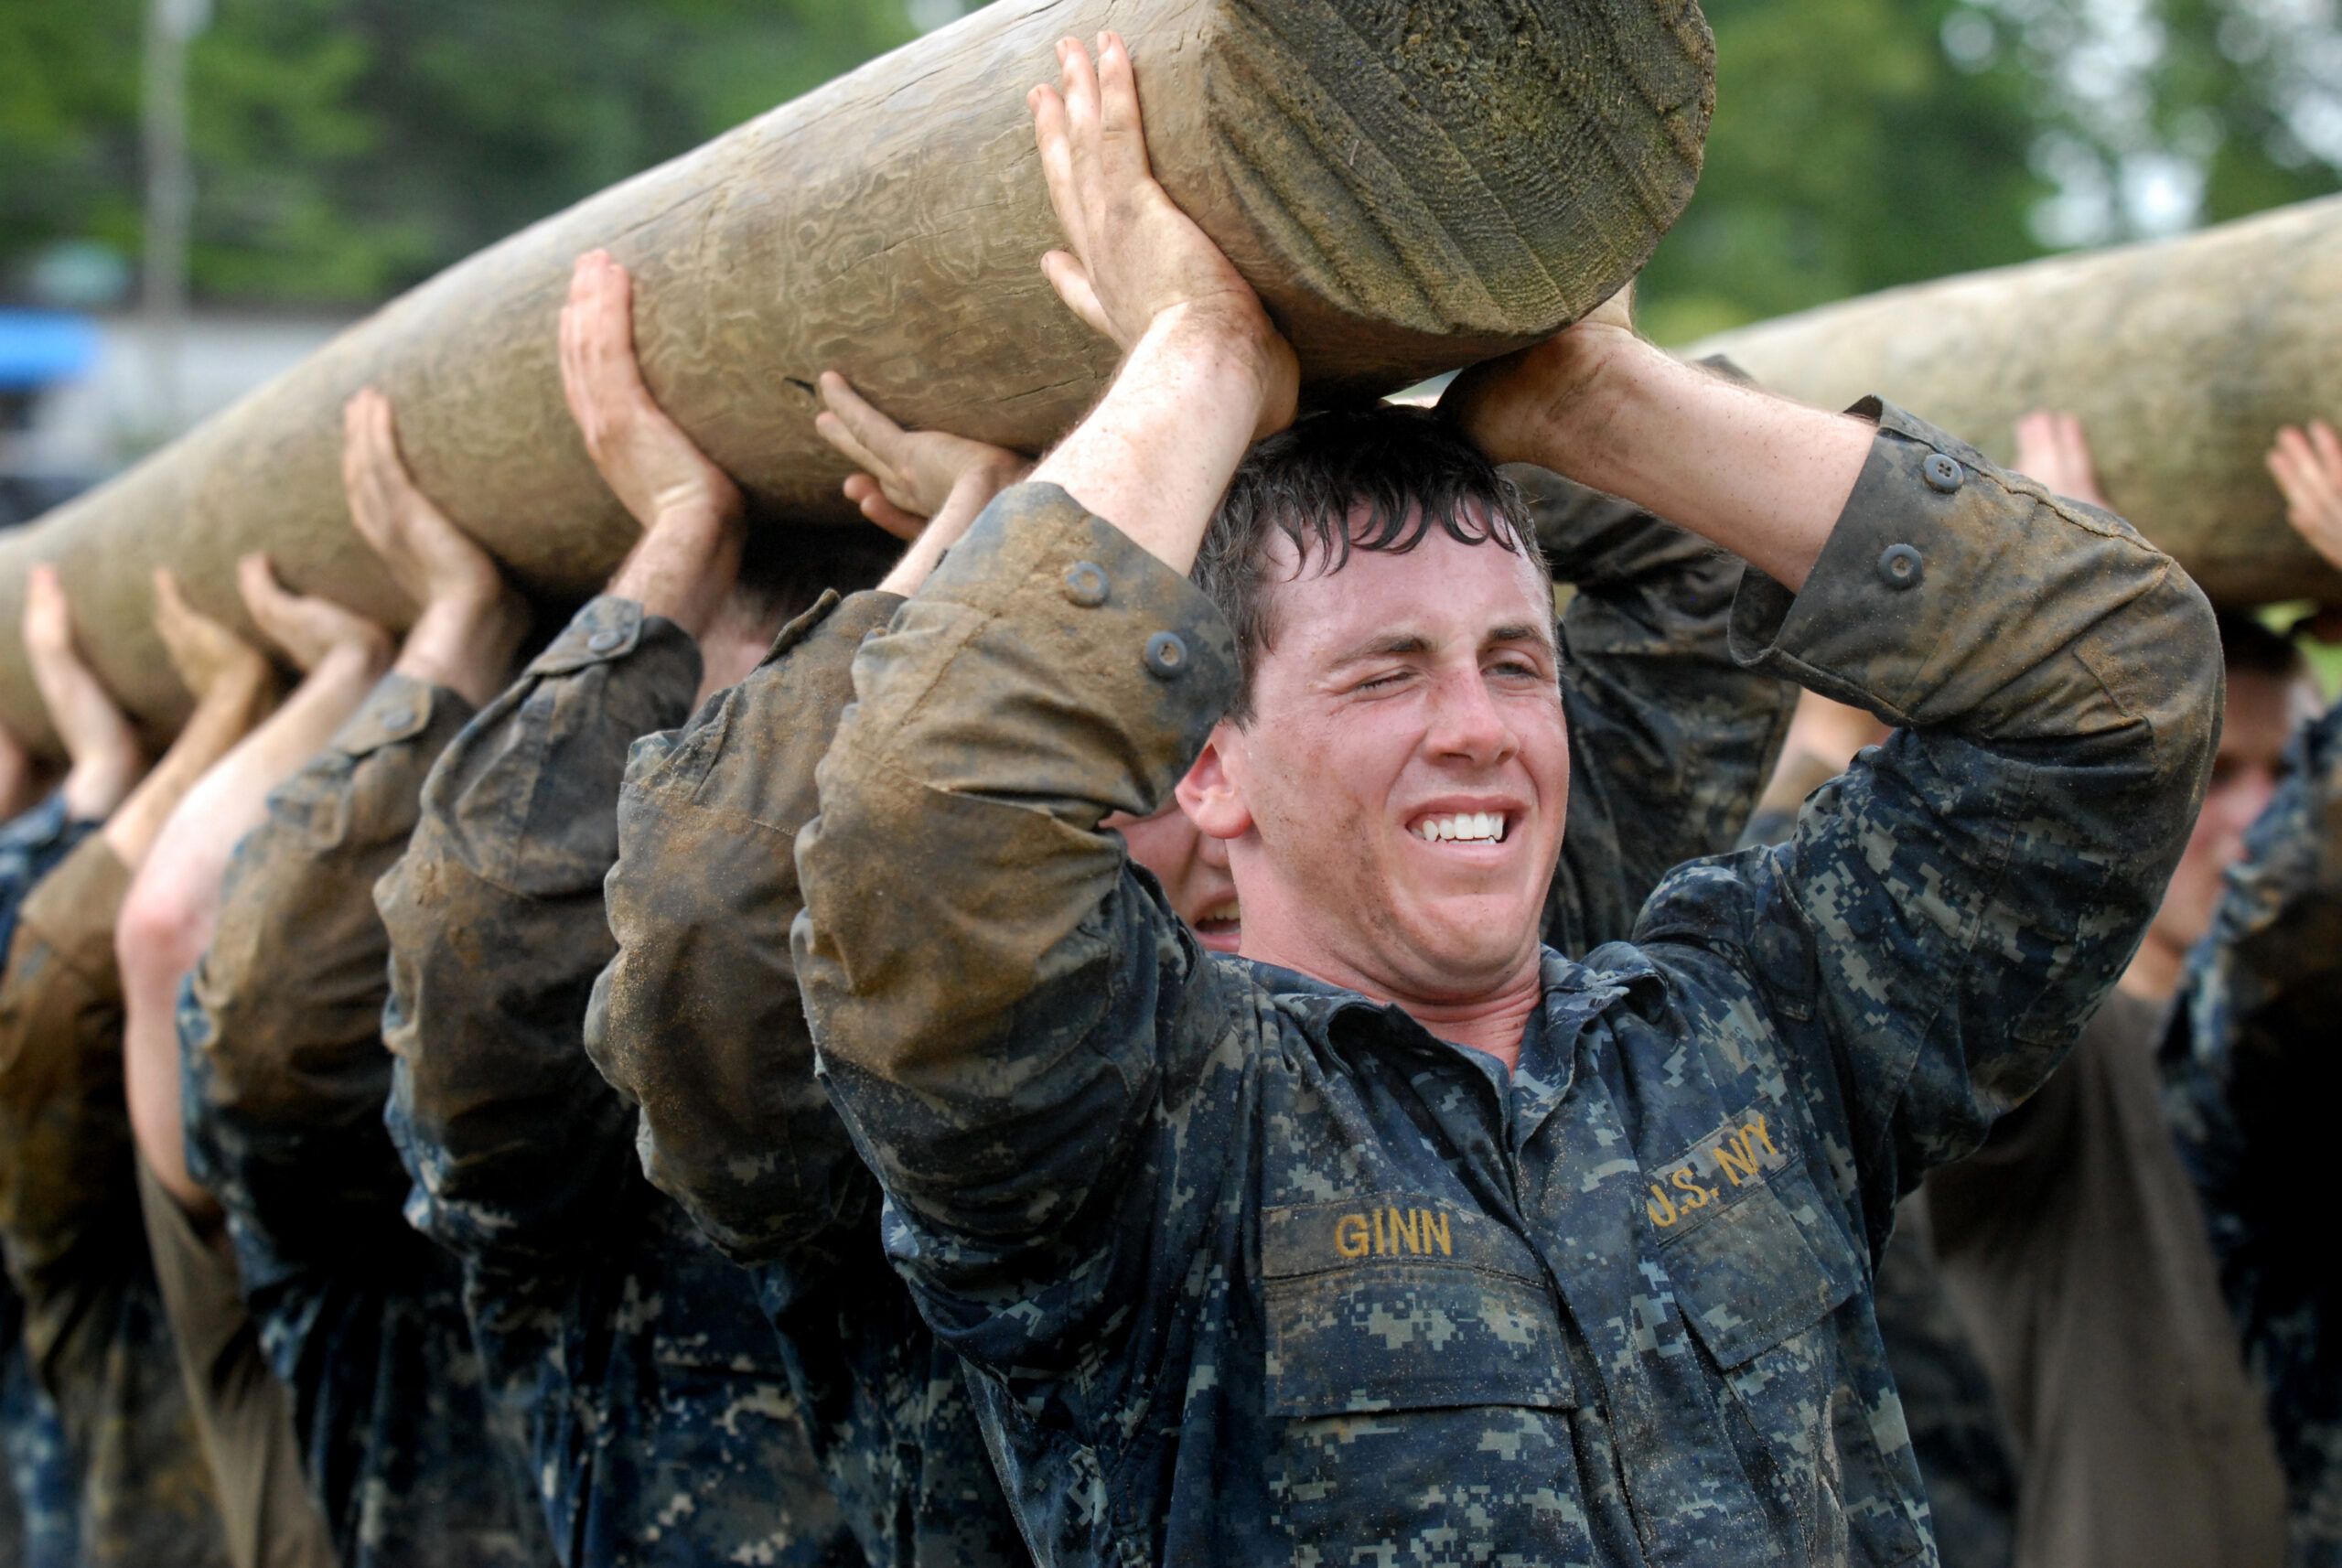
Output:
[789, 32, 2218, 1565]
[0, 577, 152, 1568]
[1924, 410, 2342, 1568]
[0, 567, 280, 1568]
[372, 251, 873, 1567]
[143, 408, 549, 1567]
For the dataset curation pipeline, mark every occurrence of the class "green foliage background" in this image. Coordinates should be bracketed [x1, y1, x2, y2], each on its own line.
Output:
[1, 0, 2337, 336]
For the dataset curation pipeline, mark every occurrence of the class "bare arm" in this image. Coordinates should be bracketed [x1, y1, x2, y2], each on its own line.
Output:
[1444, 293, 1869, 594]
[1020, 34, 1296, 575]
[119, 557, 390, 1215]
[22, 565, 145, 822]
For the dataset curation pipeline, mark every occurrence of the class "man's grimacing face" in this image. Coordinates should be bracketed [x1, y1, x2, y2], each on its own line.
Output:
[1174, 517, 1571, 1003]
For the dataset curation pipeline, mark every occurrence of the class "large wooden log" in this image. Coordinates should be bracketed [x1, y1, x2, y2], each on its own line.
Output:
[0, 0, 1715, 751]
[1688, 196, 2342, 607]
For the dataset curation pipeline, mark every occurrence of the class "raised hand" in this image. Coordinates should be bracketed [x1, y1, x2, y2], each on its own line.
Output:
[2269, 419, 2342, 574]
[2013, 411, 2112, 511]
[815, 371, 1030, 539]
[152, 569, 272, 703]
[1031, 32, 1295, 432]
[560, 249, 744, 536]
[234, 553, 392, 676]
[342, 389, 529, 706]
[23, 564, 145, 819]
[1441, 282, 1639, 468]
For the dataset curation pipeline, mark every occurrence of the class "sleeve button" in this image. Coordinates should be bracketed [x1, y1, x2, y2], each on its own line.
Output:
[1063, 562, 1110, 607]
[1877, 543, 1924, 590]
[1923, 452, 1963, 493]
[587, 628, 626, 653]
[1144, 631, 1188, 680]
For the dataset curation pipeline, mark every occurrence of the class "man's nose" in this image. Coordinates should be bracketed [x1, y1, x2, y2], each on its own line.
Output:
[1426, 669, 1517, 765]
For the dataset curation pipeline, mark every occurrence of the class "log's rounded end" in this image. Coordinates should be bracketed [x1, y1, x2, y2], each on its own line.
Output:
[1208, 0, 1714, 377]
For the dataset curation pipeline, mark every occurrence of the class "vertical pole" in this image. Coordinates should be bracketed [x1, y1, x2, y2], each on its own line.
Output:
[141, 0, 208, 440]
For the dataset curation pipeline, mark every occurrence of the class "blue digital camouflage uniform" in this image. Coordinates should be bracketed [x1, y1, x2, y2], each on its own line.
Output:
[0, 795, 94, 1567]
[2165, 694, 2342, 1566]
[374, 599, 855, 1568]
[1741, 794, 2019, 1568]
[0, 832, 230, 1567]
[0, 800, 95, 1568]
[582, 467, 1790, 1565]
[793, 403, 2221, 1566]
[179, 672, 550, 1567]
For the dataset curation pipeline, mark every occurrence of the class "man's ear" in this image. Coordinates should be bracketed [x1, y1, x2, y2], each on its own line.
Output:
[1176, 724, 1252, 841]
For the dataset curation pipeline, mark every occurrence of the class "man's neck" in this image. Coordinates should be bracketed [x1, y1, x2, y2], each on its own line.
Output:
[1241, 930, 1544, 1073]
[1400, 980, 1543, 1074]
[2121, 935, 2186, 1005]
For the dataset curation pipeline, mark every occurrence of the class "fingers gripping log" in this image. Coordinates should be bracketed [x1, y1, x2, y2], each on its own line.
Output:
[1688, 196, 2342, 608]
[0, 0, 1715, 751]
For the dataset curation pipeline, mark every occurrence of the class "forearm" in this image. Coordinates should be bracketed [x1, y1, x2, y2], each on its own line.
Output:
[588, 590, 898, 1262]
[1527, 467, 1795, 950]
[100, 665, 275, 870]
[120, 643, 388, 1212]
[606, 507, 742, 639]
[1029, 308, 1284, 575]
[182, 678, 469, 1263]
[1516, 343, 1870, 593]
[0, 838, 137, 1286]
[1640, 409, 2218, 1211]
[382, 601, 697, 1261]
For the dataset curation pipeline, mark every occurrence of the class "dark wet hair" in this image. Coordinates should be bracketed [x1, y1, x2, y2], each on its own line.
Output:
[2215, 608, 2309, 683]
[733, 516, 898, 630]
[1191, 405, 1545, 725]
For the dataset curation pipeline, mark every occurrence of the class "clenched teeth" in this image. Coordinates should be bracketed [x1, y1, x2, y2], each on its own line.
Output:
[1413, 811, 1507, 843]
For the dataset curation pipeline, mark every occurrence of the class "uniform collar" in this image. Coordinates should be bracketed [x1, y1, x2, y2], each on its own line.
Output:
[1243, 944, 1657, 1104]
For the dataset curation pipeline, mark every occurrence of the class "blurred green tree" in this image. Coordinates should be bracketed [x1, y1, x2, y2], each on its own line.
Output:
[1, 0, 2335, 326]
[0, 0, 916, 306]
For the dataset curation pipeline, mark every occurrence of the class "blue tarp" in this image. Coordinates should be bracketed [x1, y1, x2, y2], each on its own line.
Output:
[0, 310, 101, 392]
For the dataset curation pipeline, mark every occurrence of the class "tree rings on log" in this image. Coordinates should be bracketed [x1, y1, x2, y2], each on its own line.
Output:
[0, 0, 1714, 749]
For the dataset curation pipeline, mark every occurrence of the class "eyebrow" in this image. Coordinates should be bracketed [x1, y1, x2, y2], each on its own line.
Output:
[1329, 622, 1555, 667]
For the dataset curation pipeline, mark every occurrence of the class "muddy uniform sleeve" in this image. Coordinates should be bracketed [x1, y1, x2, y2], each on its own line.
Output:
[0, 796, 99, 964]
[1630, 402, 2219, 1252]
[0, 837, 139, 1327]
[584, 589, 901, 1272]
[2165, 695, 2342, 1547]
[381, 597, 700, 1267]
[1525, 450, 1796, 955]
[178, 675, 472, 1295]
[797, 485, 1239, 1367]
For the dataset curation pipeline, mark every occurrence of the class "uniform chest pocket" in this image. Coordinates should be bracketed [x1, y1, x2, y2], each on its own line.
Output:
[1660, 1164, 1860, 1368]
[1260, 1197, 1576, 1417]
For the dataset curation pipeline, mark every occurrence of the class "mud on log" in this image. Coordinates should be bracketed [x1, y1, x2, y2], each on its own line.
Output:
[0, 0, 1715, 750]
[1688, 196, 2342, 608]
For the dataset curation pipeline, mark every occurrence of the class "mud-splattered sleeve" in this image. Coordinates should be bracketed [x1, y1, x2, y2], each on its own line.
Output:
[381, 597, 700, 1268]
[795, 483, 1236, 1325]
[180, 674, 472, 1294]
[584, 589, 899, 1271]
[1631, 401, 2219, 1250]
[1524, 428, 1797, 955]
[0, 834, 136, 1310]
